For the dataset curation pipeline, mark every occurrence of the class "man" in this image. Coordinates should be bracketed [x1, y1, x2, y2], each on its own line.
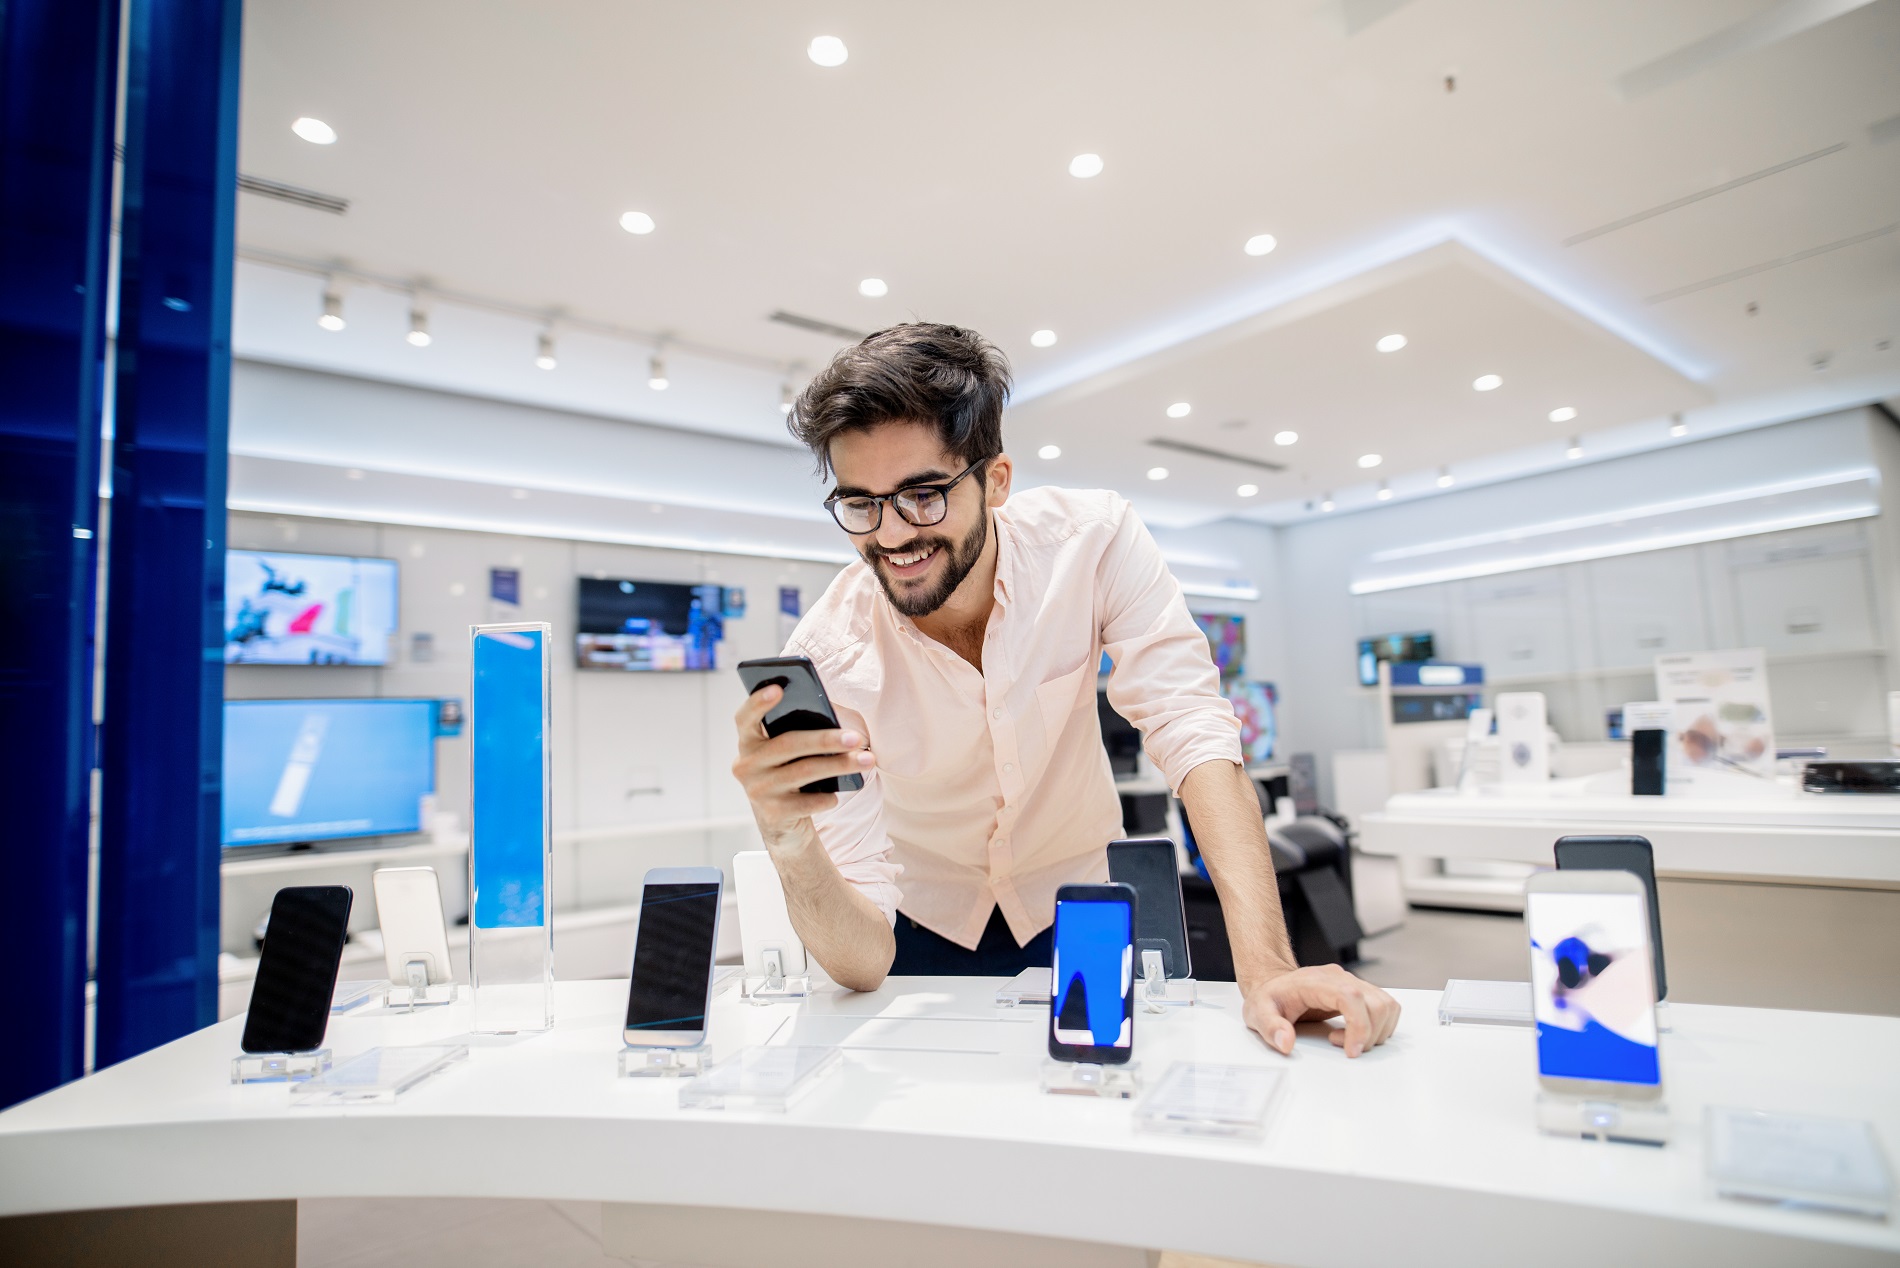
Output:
[732, 323, 1399, 1057]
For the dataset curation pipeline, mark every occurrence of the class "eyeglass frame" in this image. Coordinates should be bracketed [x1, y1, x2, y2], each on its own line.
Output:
[822, 456, 991, 535]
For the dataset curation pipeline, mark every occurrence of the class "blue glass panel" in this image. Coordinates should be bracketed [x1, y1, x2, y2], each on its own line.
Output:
[472, 629, 548, 929]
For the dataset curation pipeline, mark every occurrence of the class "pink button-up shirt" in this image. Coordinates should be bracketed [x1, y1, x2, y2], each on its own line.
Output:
[785, 486, 1243, 949]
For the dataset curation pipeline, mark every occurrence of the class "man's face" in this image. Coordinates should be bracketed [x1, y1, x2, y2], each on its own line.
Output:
[827, 422, 1008, 618]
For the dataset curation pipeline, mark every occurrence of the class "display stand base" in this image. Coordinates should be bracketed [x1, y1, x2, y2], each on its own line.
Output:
[995, 966, 1051, 1008]
[290, 1045, 469, 1106]
[232, 1050, 333, 1084]
[1136, 1062, 1284, 1140]
[383, 981, 459, 1011]
[678, 1045, 842, 1112]
[331, 981, 381, 1014]
[1137, 951, 1194, 1011]
[1040, 1058, 1141, 1099]
[619, 1047, 707, 1078]
[1438, 979, 1532, 1027]
[739, 974, 812, 1005]
[1536, 1092, 1670, 1145]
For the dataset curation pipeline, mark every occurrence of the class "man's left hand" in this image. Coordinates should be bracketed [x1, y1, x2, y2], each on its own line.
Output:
[1241, 964, 1401, 1058]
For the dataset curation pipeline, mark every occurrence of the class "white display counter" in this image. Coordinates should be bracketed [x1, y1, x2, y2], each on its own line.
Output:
[2, 976, 1896, 1266]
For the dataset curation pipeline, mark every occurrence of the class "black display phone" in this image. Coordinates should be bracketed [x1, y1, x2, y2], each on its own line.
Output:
[1631, 728, 1666, 796]
[736, 655, 863, 794]
[241, 885, 353, 1054]
[1553, 835, 1667, 1001]
[1048, 883, 1137, 1065]
[1106, 838, 1191, 981]
[622, 866, 724, 1049]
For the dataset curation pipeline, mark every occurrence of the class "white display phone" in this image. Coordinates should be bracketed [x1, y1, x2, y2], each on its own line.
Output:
[1524, 869, 1663, 1103]
[734, 850, 807, 980]
[372, 866, 454, 986]
[623, 866, 724, 1049]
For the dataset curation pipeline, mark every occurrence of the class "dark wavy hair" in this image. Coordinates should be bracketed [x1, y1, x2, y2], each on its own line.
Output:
[788, 322, 1012, 478]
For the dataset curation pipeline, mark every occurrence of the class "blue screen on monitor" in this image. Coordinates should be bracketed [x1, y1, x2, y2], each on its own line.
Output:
[222, 699, 436, 847]
[225, 549, 399, 666]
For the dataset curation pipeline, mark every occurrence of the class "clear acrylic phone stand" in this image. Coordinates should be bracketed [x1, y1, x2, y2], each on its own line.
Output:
[1535, 1093, 1670, 1146]
[678, 1045, 842, 1112]
[739, 947, 811, 1005]
[1040, 1059, 1142, 1099]
[382, 959, 459, 1011]
[995, 965, 1051, 1008]
[619, 1047, 707, 1078]
[290, 1045, 469, 1106]
[1138, 949, 1196, 1010]
[1136, 1062, 1284, 1141]
[232, 1050, 333, 1084]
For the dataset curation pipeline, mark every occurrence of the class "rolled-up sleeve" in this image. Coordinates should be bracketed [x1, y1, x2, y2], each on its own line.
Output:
[1096, 507, 1243, 793]
[799, 697, 904, 926]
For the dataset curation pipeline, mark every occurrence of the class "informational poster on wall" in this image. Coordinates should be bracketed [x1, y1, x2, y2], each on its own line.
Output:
[1654, 649, 1775, 792]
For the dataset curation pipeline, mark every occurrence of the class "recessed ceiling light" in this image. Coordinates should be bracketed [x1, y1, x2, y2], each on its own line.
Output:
[807, 35, 848, 67]
[1237, 483, 1259, 497]
[1244, 234, 1277, 257]
[1376, 481, 1393, 501]
[858, 278, 888, 298]
[1357, 453, 1382, 469]
[1436, 467, 1454, 488]
[292, 116, 336, 145]
[1166, 402, 1191, 419]
[1376, 333, 1406, 353]
[1030, 329, 1057, 348]
[1069, 153, 1104, 179]
[1566, 438, 1583, 460]
[1273, 430, 1298, 446]
[317, 288, 345, 332]
[1548, 406, 1577, 423]
[648, 353, 669, 391]
[619, 210, 655, 235]
[1038, 444, 1061, 459]
[1473, 374, 1503, 392]
[1146, 466, 1169, 481]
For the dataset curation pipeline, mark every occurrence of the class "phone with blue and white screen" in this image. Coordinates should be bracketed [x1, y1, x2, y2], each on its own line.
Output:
[1525, 869, 1662, 1102]
[1048, 883, 1137, 1064]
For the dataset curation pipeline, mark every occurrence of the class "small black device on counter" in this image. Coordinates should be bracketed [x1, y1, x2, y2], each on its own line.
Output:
[736, 656, 863, 793]
[241, 885, 353, 1054]
[1106, 838, 1192, 981]
[1631, 728, 1666, 796]
[1801, 760, 1900, 795]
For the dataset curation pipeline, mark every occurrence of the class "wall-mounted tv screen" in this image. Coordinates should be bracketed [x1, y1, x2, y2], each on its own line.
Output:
[1357, 631, 1435, 687]
[222, 698, 435, 848]
[577, 577, 725, 671]
[1223, 680, 1277, 764]
[225, 549, 399, 666]
[1192, 612, 1246, 678]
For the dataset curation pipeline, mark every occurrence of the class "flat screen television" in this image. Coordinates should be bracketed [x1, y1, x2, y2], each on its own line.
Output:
[1192, 612, 1246, 677]
[576, 577, 726, 671]
[1357, 631, 1435, 687]
[222, 698, 435, 848]
[1223, 680, 1277, 764]
[225, 549, 399, 666]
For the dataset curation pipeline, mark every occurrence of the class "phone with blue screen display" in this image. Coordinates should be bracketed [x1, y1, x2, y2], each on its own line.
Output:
[1525, 869, 1662, 1102]
[1047, 883, 1136, 1064]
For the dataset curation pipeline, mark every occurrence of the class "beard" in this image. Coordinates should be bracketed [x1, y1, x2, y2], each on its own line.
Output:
[863, 506, 990, 619]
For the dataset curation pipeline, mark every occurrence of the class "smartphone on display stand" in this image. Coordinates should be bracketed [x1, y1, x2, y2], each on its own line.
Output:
[623, 867, 725, 1049]
[1105, 838, 1191, 981]
[1047, 883, 1137, 1064]
[736, 656, 863, 794]
[1524, 870, 1663, 1103]
[1553, 836, 1666, 1001]
[373, 866, 455, 988]
[241, 885, 354, 1055]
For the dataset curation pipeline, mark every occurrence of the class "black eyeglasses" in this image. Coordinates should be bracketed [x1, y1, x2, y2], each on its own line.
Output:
[823, 457, 988, 535]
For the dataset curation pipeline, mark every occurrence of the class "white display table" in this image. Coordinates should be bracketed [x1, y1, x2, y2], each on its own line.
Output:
[2, 976, 1895, 1266]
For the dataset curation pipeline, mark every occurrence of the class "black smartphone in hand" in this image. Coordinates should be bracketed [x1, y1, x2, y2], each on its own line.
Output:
[736, 656, 863, 794]
[241, 885, 353, 1054]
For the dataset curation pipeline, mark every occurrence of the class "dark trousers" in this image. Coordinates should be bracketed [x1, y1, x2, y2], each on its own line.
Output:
[890, 905, 1052, 976]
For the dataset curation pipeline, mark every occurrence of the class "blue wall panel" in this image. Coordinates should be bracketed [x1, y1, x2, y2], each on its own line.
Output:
[0, 0, 118, 1109]
[95, 0, 242, 1068]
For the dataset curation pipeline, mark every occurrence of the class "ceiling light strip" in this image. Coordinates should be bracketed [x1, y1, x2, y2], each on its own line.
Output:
[1563, 144, 1844, 246]
[237, 246, 794, 375]
[1645, 221, 1900, 304]
[1179, 581, 1262, 602]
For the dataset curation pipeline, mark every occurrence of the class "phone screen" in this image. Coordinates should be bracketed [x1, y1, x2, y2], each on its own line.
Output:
[1527, 888, 1659, 1086]
[242, 885, 353, 1054]
[737, 657, 861, 794]
[1050, 892, 1134, 1056]
[624, 881, 721, 1038]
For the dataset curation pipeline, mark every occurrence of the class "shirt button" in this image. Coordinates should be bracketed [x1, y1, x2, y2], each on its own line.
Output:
[993, 707, 1004, 718]
[1003, 762, 1014, 773]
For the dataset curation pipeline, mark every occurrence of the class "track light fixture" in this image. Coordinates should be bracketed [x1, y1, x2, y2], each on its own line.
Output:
[1320, 493, 1335, 512]
[317, 282, 345, 332]
[406, 298, 431, 347]
[648, 351, 669, 391]
[535, 329, 558, 371]
[779, 380, 795, 415]
[1566, 437, 1584, 460]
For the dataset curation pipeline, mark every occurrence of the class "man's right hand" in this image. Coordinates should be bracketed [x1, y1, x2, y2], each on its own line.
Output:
[731, 684, 877, 846]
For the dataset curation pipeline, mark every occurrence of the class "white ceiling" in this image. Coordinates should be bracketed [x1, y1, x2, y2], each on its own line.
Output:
[232, 0, 1900, 527]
